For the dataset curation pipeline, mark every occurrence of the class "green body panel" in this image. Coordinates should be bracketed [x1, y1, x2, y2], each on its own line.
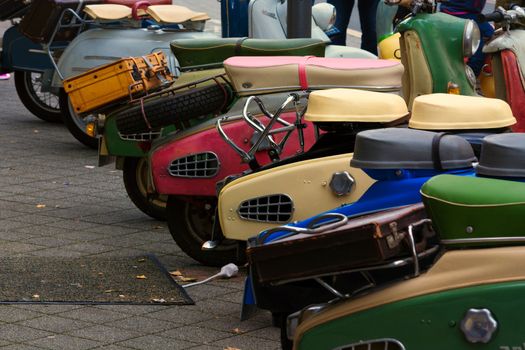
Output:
[397, 12, 475, 95]
[421, 175, 525, 245]
[299, 281, 525, 350]
[171, 38, 326, 69]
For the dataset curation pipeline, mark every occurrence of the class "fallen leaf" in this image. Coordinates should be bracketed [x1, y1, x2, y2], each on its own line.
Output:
[118, 294, 125, 298]
[33, 129, 39, 134]
[84, 165, 95, 169]
[169, 270, 182, 277]
[223, 347, 241, 350]
[36, 204, 46, 209]
[136, 275, 147, 279]
[152, 298, 166, 303]
[153, 225, 163, 230]
[137, 258, 146, 263]
[179, 276, 197, 282]
[232, 328, 242, 334]
[32, 294, 40, 299]
[104, 290, 116, 293]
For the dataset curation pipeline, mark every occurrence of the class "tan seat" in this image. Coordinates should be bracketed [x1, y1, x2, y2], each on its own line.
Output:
[409, 93, 516, 130]
[305, 89, 408, 123]
[84, 4, 133, 20]
[146, 5, 210, 24]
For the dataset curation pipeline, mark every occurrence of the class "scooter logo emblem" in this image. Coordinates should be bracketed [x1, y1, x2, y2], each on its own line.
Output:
[460, 308, 498, 343]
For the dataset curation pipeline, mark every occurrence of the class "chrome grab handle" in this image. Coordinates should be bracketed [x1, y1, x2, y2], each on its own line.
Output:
[217, 92, 309, 164]
[407, 218, 432, 277]
[257, 213, 348, 245]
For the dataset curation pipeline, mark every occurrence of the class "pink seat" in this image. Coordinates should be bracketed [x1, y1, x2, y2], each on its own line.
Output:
[223, 56, 404, 95]
[104, 0, 170, 7]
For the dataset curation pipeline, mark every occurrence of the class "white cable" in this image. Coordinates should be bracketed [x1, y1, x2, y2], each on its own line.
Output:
[182, 263, 239, 288]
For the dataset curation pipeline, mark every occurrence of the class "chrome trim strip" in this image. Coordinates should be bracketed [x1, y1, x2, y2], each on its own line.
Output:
[442, 236, 525, 244]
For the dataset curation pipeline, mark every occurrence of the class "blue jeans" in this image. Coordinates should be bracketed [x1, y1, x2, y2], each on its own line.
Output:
[326, 0, 380, 55]
[441, 11, 495, 76]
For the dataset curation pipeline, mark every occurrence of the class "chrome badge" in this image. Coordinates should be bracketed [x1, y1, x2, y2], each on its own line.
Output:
[460, 308, 497, 343]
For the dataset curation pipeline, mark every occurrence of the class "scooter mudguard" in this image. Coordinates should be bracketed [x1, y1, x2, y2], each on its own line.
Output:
[51, 27, 217, 88]
[500, 50, 525, 132]
[150, 111, 316, 197]
[218, 154, 377, 241]
[294, 247, 525, 350]
[0, 26, 57, 73]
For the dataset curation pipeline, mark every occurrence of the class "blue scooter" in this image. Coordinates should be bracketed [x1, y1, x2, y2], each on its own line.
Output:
[240, 128, 478, 324]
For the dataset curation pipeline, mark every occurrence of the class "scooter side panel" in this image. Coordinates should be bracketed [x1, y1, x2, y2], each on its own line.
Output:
[218, 154, 376, 241]
[501, 50, 525, 132]
[295, 246, 525, 349]
[297, 281, 525, 350]
[52, 28, 216, 87]
[151, 111, 316, 197]
[1, 26, 55, 73]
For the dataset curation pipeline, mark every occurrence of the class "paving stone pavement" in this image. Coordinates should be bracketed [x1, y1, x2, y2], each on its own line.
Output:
[0, 75, 279, 349]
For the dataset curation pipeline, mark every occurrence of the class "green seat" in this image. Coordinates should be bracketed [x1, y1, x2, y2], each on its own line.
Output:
[171, 38, 326, 70]
[421, 175, 525, 246]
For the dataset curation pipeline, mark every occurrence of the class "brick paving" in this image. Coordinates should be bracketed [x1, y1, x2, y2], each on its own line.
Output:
[0, 1, 368, 348]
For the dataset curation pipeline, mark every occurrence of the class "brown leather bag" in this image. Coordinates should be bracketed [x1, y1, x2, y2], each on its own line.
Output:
[19, 0, 103, 43]
[0, 0, 31, 20]
[247, 203, 434, 285]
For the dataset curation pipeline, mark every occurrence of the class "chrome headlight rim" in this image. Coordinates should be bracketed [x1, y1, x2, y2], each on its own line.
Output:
[463, 20, 481, 58]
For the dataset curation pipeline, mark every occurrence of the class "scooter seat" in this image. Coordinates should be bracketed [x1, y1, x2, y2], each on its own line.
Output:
[171, 38, 326, 70]
[409, 94, 515, 130]
[84, 4, 134, 20]
[146, 5, 210, 24]
[305, 89, 408, 123]
[477, 133, 525, 178]
[105, 0, 170, 6]
[421, 175, 525, 246]
[223, 56, 403, 96]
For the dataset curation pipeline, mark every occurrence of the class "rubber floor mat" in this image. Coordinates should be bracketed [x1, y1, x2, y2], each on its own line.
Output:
[0, 255, 193, 305]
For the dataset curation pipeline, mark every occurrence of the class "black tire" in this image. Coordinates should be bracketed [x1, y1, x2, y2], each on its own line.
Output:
[115, 83, 230, 135]
[14, 71, 62, 123]
[123, 157, 167, 220]
[279, 314, 293, 350]
[59, 89, 98, 149]
[166, 195, 246, 267]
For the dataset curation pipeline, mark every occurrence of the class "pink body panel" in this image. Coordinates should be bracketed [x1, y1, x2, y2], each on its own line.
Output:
[501, 50, 525, 132]
[151, 111, 316, 196]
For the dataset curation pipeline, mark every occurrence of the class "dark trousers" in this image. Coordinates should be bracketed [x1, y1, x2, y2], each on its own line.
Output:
[326, 0, 380, 55]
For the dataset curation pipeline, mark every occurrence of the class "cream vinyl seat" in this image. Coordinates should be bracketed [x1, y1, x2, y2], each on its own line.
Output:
[84, 4, 209, 23]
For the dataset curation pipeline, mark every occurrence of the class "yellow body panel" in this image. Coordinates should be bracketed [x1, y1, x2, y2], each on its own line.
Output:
[378, 33, 401, 61]
[410, 93, 516, 129]
[218, 154, 376, 241]
[304, 89, 408, 123]
[400, 31, 433, 108]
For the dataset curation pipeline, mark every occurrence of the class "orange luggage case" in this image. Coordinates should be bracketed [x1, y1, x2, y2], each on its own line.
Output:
[63, 52, 173, 115]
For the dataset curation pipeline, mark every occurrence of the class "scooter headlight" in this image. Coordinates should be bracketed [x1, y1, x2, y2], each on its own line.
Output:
[312, 3, 337, 31]
[463, 20, 481, 58]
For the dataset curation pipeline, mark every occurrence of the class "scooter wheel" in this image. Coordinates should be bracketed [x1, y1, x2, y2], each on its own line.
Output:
[59, 89, 98, 149]
[166, 196, 246, 267]
[14, 71, 62, 123]
[115, 83, 231, 135]
[122, 157, 167, 221]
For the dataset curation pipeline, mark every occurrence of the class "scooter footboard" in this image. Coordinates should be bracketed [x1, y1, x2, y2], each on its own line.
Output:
[217, 154, 376, 241]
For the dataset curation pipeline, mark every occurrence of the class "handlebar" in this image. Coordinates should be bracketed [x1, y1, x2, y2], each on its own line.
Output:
[478, 6, 525, 25]
[478, 10, 505, 23]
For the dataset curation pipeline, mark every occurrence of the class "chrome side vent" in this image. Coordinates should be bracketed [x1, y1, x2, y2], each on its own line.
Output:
[238, 194, 293, 223]
[335, 339, 406, 350]
[168, 152, 220, 178]
[118, 131, 161, 141]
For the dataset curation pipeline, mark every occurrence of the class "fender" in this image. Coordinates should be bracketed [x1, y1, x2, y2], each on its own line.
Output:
[218, 154, 377, 241]
[51, 27, 217, 88]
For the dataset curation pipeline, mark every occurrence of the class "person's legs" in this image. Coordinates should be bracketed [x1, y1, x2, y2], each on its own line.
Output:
[357, 0, 380, 55]
[327, 0, 355, 45]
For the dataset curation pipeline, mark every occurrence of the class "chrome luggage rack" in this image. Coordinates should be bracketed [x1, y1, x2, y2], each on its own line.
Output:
[260, 217, 436, 298]
[216, 92, 310, 167]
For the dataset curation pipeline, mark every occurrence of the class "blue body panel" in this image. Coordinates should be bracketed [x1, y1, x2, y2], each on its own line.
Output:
[221, 0, 249, 37]
[0, 26, 57, 73]
[241, 168, 476, 308]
